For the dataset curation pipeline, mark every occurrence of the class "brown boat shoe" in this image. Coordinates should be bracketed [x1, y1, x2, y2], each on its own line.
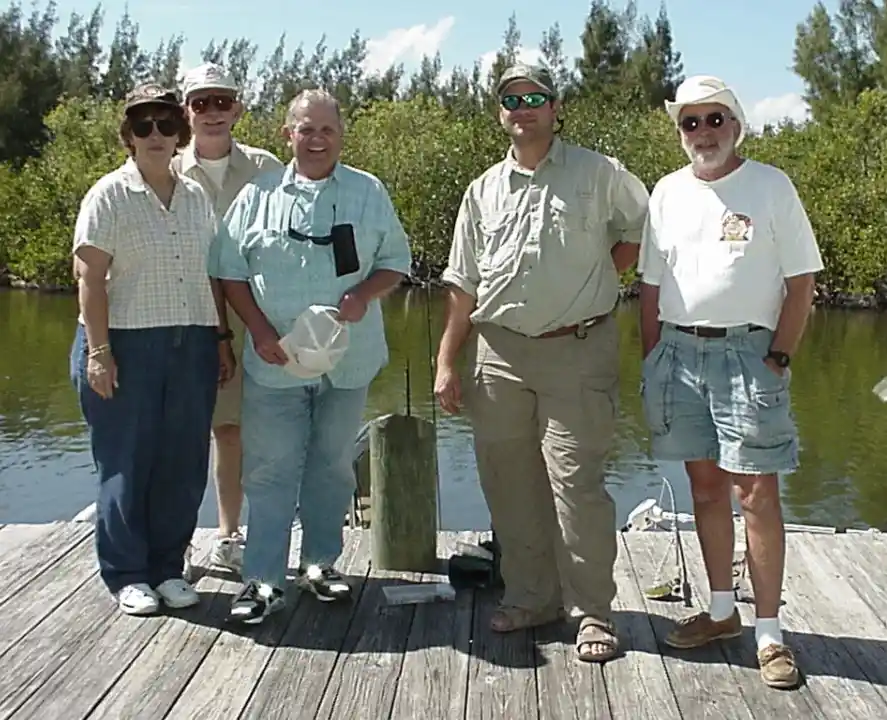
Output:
[664, 609, 743, 649]
[758, 643, 800, 689]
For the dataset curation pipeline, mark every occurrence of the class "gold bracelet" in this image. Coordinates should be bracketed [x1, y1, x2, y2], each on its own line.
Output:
[88, 343, 111, 358]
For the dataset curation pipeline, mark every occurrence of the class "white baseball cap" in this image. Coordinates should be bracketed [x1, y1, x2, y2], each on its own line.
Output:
[278, 305, 350, 379]
[182, 62, 239, 99]
[665, 75, 747, 147]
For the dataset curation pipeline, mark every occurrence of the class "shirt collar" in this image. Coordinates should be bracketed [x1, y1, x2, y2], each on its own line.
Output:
[281, 160, 343, 188]
[120, 157, 150, 192]
[503, 135, 565, 175]
[178, 139, 248, 175]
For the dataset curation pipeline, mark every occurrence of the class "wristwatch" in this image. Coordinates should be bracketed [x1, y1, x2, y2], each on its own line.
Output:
[765, 349, 790, 368]
[217, 329, 234, 342]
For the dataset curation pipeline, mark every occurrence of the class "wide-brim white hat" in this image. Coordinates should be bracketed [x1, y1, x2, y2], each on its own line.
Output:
[278, 304, 349, 379]
[665, 75, 747, 147]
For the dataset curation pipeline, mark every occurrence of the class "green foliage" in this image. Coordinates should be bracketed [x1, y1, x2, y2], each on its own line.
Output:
[3, 89, 887, 296]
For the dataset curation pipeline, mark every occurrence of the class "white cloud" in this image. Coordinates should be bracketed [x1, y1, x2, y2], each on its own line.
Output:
[747, 92, 810, 130]
[477, 46, 544, 79]
[363, 17, 456, 75]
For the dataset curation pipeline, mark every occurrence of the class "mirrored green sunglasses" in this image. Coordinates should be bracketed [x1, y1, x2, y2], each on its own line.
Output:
[500, 92, 551, 111]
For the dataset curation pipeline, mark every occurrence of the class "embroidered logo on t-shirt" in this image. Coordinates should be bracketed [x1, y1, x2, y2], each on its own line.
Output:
[720, 212, 752, 242]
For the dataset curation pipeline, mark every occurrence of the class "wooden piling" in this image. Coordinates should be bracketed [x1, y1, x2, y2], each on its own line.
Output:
[369, 413, 438, 571]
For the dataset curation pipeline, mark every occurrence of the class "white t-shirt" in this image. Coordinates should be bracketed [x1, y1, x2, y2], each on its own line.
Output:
[198, 155, 230, 188]
[637, 159, 823, 330]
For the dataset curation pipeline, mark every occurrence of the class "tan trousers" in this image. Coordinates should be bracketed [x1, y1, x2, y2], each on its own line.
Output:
[463, 317, 619, 621]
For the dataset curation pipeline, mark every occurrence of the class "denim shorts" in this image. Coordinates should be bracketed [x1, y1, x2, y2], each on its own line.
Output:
[641, 323, 799, 475]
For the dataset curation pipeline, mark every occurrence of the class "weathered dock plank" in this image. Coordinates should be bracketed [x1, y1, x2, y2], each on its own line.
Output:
[676, 531, 823, 719]
[0, 521, 93, 605]
[388, 531, 475, 720]
[622, 533, 755, 720]
[776, 534, 887, 718]
[0, 523, 881, 719]
[596, 534, 681, 720]
[5, 530, 216, 720]
[230, 531, 371, 720]
[83, 529, 242, 720]
[464, 580, 539, 719]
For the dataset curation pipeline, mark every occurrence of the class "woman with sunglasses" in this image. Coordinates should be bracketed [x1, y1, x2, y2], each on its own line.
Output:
[70, 83, 230, 616]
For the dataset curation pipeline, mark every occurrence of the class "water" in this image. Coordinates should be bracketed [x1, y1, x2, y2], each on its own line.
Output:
[2, 287, 887, 531]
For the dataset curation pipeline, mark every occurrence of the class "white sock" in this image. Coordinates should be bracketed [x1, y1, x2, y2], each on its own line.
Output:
[755, 617, 783, 651]
[708, 591, 735, 622]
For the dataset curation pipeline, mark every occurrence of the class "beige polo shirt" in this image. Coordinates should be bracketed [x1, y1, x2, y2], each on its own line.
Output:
[442, 137, 650, 337]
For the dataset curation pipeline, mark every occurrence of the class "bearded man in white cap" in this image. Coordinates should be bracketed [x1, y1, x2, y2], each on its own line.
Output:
[637, 75, 823, 688]
[173, 62, 283, 576]
[210, 88, 411, 625]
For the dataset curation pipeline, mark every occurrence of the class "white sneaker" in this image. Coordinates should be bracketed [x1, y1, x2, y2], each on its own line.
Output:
[155, 578, 200, 608]
[116, 584, 160, 615]
[210, 532, 245, 573]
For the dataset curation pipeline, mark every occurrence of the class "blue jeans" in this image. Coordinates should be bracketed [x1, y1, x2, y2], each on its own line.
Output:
[70, 324, 219, 593]
[641, 323, 798, 475]
[240, 375, 368, 588]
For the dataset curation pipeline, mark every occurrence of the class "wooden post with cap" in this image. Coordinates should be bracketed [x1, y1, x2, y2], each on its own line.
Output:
[369, 413, 439, 571]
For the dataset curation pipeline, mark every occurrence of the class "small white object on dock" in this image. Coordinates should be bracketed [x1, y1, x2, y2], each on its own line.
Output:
[382, 582, 456, 606]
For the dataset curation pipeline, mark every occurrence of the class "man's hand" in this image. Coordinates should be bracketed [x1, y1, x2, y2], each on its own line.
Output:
[434, 363, 463, 414]
[338, 289, 369, 323]
[218, 341, 236, 386]
[251, 320, 288, 366]
[764, 357, 786, 377]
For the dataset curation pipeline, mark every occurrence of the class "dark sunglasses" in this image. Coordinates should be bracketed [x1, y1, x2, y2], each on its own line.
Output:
[500, 92, 551, 111]
[680, 111, 729, 133]
[289, 203, 338, 244]
[131, 117, 180, 138]
[189, 95, 236, 114]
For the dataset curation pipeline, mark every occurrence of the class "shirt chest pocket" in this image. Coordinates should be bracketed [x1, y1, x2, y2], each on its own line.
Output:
[477, 209, 519, 275]
[549, 195, 593, 234]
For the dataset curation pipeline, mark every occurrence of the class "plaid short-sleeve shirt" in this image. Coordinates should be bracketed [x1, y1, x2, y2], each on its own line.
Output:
[73, 159, 220, 329]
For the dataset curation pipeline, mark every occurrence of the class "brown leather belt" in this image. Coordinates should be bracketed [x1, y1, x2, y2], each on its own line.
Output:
[535, 313, 610, 339]
[674, 323, 766, 338]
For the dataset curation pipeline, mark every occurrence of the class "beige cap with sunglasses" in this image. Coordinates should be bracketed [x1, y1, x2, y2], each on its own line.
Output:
[665, 75, 748, 147]
[182, 63, 239, 99]
[496, 63, 557, 98]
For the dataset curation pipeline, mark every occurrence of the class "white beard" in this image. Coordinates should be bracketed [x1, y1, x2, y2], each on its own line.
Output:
[682, 135, 734, 174]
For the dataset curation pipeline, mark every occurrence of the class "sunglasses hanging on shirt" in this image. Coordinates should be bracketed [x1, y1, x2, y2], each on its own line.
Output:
[288, 203, 360, 277]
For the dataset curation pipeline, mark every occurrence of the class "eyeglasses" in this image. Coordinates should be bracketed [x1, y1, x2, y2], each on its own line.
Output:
[288, 203, 337, 244]
[189, 95, 236, 114]
[500, 92, 551, 111]
[131, 118, 180, 138]
[680, 111, 729, 133]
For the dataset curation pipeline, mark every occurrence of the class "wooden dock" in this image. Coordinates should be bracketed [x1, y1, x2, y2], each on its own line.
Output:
[0, 521, 885, 719]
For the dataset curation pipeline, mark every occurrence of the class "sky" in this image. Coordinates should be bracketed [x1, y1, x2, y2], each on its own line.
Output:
[39, 0, 841, 130]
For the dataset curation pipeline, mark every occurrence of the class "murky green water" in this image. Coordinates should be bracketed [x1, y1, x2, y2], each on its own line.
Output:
[2, 287, 886, 531]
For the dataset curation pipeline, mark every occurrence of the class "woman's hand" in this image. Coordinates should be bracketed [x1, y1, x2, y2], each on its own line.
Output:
[87, 347, 118, 399]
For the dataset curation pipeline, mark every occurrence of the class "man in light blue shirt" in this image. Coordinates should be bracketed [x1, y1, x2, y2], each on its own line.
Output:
[210, 88, 412, 624]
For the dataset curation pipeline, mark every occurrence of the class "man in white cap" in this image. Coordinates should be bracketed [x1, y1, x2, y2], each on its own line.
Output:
[173, 62, 284, 576]
[435, 63, 649, 663]
[210, 88, 412, 624]
[637, 75, 823, 688]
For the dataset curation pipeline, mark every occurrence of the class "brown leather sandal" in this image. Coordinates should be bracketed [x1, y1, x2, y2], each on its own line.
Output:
[576, 617, 620, 663]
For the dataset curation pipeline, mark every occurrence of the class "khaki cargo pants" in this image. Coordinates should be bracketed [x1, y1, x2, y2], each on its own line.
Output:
[463, 316, 619, 621]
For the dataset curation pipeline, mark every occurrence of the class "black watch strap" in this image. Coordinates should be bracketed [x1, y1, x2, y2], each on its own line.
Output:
[217, 329, 234, 342]
[766, 349, 790, 368]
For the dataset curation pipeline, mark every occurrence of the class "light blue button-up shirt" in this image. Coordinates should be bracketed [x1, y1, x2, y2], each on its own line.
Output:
[209, 161, 412, 389]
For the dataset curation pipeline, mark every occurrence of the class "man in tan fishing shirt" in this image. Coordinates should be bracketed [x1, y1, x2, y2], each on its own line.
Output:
[434, 63, 649, 662]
